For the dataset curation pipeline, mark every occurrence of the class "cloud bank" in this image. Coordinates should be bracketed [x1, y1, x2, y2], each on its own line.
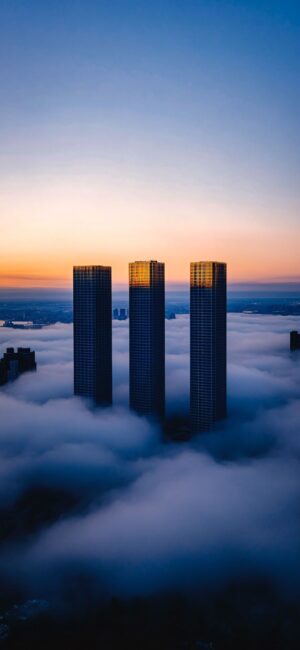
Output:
[0, 314, 299, 603]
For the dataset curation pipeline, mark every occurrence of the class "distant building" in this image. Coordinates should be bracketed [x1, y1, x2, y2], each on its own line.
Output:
[0, 359, 7, 385]
[3, 321, 42, 330]
[190, 261, 227, 433]
[0, 347, 36, 386]
[290, 330, 300, 351]
[73, 266, 112, 406]
[166, 312, 176, 320]
[113, 307, 128, 321]
[129, 260, 165, 418]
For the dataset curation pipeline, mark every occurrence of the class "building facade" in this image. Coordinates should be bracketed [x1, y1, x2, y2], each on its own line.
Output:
[290, 330, 300, 351]
[0, 347, 36, 386]
[73, 265, 112, 406]
[129, 260, 165, 418]
[190, 261, 227, 432]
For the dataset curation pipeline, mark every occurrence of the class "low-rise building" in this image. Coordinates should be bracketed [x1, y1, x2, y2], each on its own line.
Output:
[0, 347, 36, 386]
[290, 330, 300, 351]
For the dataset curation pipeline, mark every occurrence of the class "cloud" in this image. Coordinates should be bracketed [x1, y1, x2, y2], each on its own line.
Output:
[0, 314, 300, 603]
[21, 452, 299, 598]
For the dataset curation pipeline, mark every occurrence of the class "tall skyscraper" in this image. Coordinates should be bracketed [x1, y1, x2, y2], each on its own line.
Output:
[73, 265, 112, 406]
[129, 260, 165, 418]
[190, 261, 227, 433]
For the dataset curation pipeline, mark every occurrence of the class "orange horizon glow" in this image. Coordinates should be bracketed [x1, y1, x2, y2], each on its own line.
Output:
[1, 243, 299, 287]
[1, 173, 299, 289]
[1, 259, 300, 288]
[1, 268, 299, 290]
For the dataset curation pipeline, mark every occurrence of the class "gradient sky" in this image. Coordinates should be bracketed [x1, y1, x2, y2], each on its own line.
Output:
[0, 0, 299, 287]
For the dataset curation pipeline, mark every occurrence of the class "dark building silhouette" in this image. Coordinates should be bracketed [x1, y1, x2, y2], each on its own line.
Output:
[0, 359, 6, 385]
[290, 330, 300, 351]
[73, 265, 112, 406]
[113, 308, 128, 321]
[129, 260, 165, 418]
[190, 261, 227, 433]
[0, 347, 36, 386]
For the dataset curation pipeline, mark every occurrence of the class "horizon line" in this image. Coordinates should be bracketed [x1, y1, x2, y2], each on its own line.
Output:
[0, 280, 299, 294]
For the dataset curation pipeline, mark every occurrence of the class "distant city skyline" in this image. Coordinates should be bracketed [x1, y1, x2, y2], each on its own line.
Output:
[0, 0, 299, 288]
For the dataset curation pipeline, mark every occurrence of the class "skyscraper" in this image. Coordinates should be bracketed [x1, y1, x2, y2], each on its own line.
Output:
[190, 261, 227, 433]
[129, 260, 165, 418]
[73, 265, 112, 406]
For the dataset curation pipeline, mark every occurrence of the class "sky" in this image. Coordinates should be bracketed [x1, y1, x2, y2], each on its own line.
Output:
[0, 314, 300, 606]
[0, 0, 299, 287]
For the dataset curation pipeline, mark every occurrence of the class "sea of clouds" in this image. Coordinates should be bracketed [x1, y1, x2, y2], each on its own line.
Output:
[0, 314, 299, 602]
